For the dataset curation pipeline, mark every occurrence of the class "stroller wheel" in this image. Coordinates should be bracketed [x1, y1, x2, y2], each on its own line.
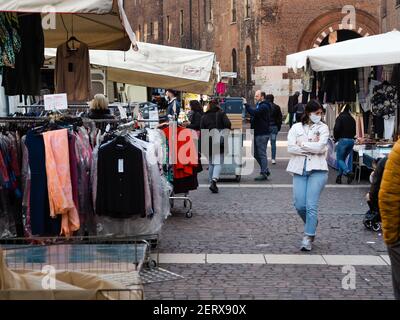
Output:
[372, 222, 382, 232]
[363, 220, 372, 230]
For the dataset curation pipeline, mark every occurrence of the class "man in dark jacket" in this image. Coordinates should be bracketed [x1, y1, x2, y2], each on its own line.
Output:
[166, 89, 181, 120]
[288, 91, 300, 128]
[334, 105, 356, 184]
[266, 94, 283, 165]
[245, 90, 272, 181]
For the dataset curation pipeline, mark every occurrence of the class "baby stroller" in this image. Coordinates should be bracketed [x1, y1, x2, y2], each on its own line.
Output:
[363, 157, 388, 232]
[363, 205, 382, 232]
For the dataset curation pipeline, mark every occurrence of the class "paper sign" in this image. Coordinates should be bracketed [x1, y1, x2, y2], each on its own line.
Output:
[149, 109, 159, 129]
[118, 159, 124, 173]
[118, 106, 128, 120]
[44, 94, 68, 111]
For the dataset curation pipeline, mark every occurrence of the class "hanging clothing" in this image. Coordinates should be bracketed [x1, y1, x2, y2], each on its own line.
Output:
[358, 68, 370, 104]
[43, 129, 80, 237]
[324, 69, 358, 103]
[0, 13, 21, 68]
[25, 130, 61, 236]
[162, 126, 198, 179]
[55, 41, 92, 102]
[384, 116, 396, 140]
[216, 82, 227, 95]
[96, 137, 146, 219]
[2, 13, 44, 96]
[371, 82, 398, 118]
[302, 68, 314, 93]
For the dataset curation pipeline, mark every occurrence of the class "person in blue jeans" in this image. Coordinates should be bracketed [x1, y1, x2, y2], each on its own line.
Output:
[245, 91, 272, 181]
[266, 94, 283, 165]
[287, 100, 329, 251]
[334, 105, 356, 184]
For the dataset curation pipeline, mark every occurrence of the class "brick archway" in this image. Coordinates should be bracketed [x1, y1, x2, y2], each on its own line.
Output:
[297, 9, 379, 51]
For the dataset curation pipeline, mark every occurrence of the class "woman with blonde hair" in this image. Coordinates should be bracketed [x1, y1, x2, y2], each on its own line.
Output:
[88, 94, 114, 119]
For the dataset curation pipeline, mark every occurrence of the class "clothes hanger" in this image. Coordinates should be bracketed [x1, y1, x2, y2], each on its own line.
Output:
[66, 15, 80, 51]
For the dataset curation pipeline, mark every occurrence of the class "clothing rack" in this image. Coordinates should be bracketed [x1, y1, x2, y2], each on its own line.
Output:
[0, 116, 195, 219]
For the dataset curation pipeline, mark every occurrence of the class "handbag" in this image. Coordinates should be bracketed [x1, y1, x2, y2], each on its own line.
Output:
[215, 111, 225, 148]
[284, 113, 290, 125]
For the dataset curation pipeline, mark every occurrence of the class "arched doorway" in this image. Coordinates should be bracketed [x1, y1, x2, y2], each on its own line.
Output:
[297, 9, 379, 51]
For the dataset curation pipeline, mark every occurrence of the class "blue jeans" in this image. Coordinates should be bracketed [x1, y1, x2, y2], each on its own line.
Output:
[209, 153, 223, 182]
[293, 169, 328, 237]
[269, 126, 279, 160]
[254, 135, 270, 175]
[336, 138, 355, 176]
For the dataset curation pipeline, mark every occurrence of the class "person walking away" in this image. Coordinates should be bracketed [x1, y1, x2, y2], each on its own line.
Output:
[185, 100, 203, 131]
[245, 91, 272, 181]
[266, 94, 283, 165]
[200, 100, 231, 194]
[334, 105, 356, 184]
[166, 89, 181, 120]
[288, 91, 300, 128]
[379, 138, 400, 300]
[287, 100, 329, 251]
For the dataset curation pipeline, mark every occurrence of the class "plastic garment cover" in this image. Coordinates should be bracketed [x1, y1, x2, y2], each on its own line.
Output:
[96, 130, 171, 236]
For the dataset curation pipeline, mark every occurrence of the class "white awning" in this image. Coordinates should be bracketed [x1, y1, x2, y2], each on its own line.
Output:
[286, 30, 400, 72]
[45, 43, 217, 94]
[0, 0, 137, 51]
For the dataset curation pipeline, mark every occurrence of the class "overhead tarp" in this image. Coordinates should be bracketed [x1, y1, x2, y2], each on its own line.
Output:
[45, 43, 216, 94]
[0, 0, 137, 51]
[286, 30, 400, 72]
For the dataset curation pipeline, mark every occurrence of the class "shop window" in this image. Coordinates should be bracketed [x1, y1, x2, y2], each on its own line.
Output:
[246, 46, 252, 84]
[232, 49, 238, 85]
[244, 0, 250, 19]
[180, 10, 184, 36]
[231, 0, 237, 23]
[382, 0, 387, 17]
[167, 16, 171, 41]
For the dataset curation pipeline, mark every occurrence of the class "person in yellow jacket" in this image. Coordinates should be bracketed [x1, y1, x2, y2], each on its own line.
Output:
[379, 138, 400, 300]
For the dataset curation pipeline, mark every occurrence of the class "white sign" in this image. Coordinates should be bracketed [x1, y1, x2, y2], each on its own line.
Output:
[118, 105, 128, 120]
[44, 94, 68, 111]
[149, 109, 159, 129]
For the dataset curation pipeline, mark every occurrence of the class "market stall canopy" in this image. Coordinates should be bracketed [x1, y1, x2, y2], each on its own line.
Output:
[286, 30, 400, 72]
[0, 0, 136, 51]
[45, 42, 216, 94]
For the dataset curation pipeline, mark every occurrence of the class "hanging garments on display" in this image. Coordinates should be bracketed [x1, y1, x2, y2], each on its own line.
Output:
[42, 129, 80, 237]
[55, 40, 92, 102]
[2, 13, 44, 96]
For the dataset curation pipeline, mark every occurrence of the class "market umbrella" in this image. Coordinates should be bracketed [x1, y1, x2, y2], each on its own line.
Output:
[286, 30, 400, 72]
[45, 42, 217, 94]
[0, 0, 137, 51]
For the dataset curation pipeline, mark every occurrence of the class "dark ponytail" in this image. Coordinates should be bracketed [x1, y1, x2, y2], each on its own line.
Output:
[302, 100, 323, 125]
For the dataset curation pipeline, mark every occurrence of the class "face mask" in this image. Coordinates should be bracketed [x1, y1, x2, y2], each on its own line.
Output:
[165, 96, 169, 101]
[310, 113, 322, 124]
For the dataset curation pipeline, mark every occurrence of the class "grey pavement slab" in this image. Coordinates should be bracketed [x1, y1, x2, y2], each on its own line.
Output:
[144, 264, 395, 300]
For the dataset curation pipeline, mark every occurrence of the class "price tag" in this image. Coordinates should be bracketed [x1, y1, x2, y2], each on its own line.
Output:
[118, 159, 124, 173]
[44, 94, 68, 111]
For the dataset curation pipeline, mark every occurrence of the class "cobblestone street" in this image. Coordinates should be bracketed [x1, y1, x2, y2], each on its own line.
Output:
[144, 128, 395, 300]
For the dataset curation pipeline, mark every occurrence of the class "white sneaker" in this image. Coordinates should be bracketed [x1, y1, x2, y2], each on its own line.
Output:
[300, 236, 312, 252]
[272, 160, 276, 165]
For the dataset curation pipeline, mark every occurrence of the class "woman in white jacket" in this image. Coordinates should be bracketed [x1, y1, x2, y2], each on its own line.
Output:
[287, 100, 329, 251]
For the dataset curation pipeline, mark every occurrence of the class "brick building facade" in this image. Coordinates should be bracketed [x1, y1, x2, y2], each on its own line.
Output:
[381, 0, 400, 32]
[125, 0, 380, 109]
